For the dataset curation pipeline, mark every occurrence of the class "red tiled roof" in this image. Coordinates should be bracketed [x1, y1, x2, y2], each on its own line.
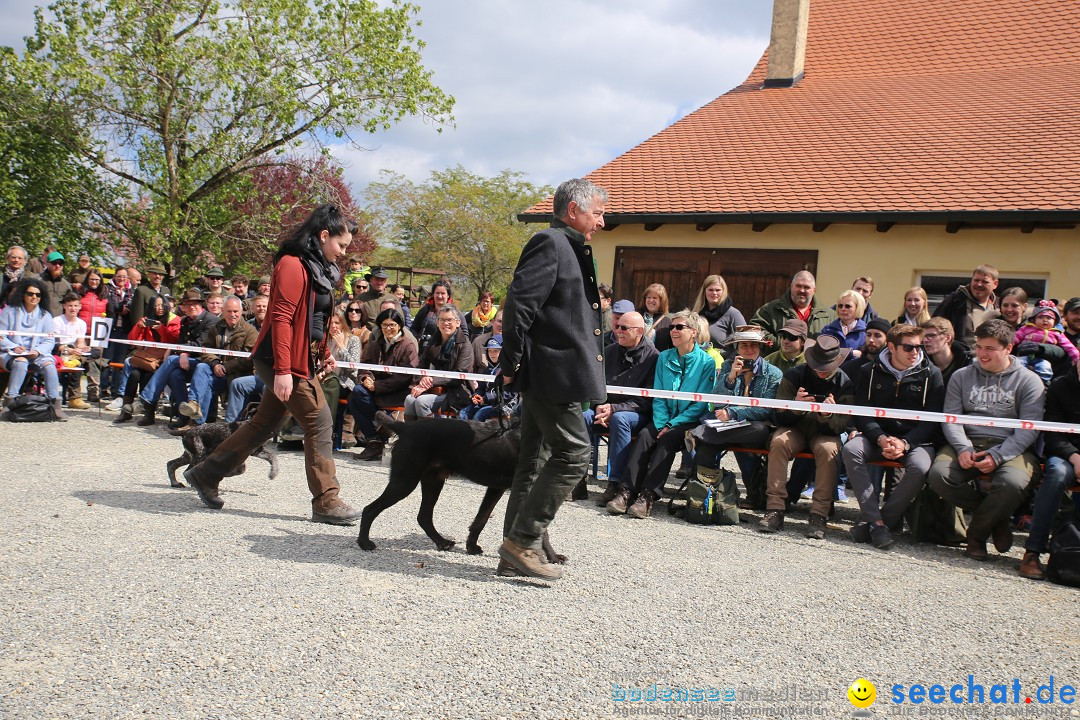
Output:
[523, 0, 1080, 219]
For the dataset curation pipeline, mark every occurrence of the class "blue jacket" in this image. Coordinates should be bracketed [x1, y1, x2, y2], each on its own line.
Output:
[651, 345, 716, 430]
[820, 318, 867, 353]
[0, 305, 55, 356]
[713, 356, 782, 422]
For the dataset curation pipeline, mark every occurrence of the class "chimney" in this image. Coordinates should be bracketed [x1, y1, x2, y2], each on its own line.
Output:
[765, 0, 810, 87]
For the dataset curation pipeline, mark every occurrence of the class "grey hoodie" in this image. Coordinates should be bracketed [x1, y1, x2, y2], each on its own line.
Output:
[942, 356, 1045, 465]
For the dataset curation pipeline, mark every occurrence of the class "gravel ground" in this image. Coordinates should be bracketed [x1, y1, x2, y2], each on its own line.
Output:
[1, 410, 1079, 720]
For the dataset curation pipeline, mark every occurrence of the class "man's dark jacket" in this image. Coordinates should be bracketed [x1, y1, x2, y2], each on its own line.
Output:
[199, 318, 258, 380]
[603, 339, 659, 416]
[854, 350, 944, 448]
[932, 284, 999, 350]
[178, 310, 218, 348]
[501, 219, 605, 404]
[1044, 371, 1080, 461]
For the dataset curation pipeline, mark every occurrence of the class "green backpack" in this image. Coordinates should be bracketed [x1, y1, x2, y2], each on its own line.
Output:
[685, 467, 739, 525]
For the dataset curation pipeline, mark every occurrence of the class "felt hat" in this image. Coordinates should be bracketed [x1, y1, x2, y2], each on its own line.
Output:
[146, 264, 167, 275]
[179, 288, 204, 305]
[804, 334, 850, 373]
[367, 266, 389, 280]
[779, 318, 808, 339]
[204, 267, 224, 278]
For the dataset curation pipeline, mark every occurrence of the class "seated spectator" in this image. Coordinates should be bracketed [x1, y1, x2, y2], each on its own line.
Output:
[932, 264, 1001, 350]
[1019, 359, 1080, 579]
[231, 276, 251, 300]
[757, 335, 855, 538]
[343, 299, 372, 347]
[606, 309, 715, 519]
[465, 291, 498, 340]
[842, 316, 891, 378]
[471, 309, 503, 369]
[763, 318, 808, 372]
[583, 311, 659, 506]
[460, 334, 517, 422]
[692, 325, 781, 508]
[101, 267, 134, 398]
[598, 282, 613, 333]
[998, 287, 1029, 332]
[638, 282, 669, 344]
[176, 296, 259, 430]
[1063, 297, 1080, 348]
[1, 245, 34, 307]
[348, 307, 418, 461]
[243, 275, 271, 316]
[52, 291, 92, 409]
[249, 294, 268, 331]
[692, 274, 746, 347]
[134, 288, 217, 427]
[404, 306, 474, 420]
[76, 270, 109, 402]
[113, 295, 179, 423]
[1014, 299, 1079, 384]
[0, 278, 65, 419]
[896, 287, 931, 326]
[205, 291, 224, 319]
[820, 288, 867, 357]
[920, 317, 971, 385]
[751, 270, 835, 345]
[842, 324, 945, 549]
[412, 280, 465, 354]
[280, 311, 361, 443]
[603, 299, 634, 346]
[928, 319, 1046, 562]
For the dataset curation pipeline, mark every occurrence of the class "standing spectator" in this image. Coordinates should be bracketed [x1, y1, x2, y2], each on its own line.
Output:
[387, 283, 413, 329]
[129, 264, 171, 327]
[0, 278, 65, 419]
[896, 287, 931, 326]
[928, 319, 1045, 562]
[202, 267, 225, 296]
[1, 245, 35, 306]
[920, 317, 971, 386]
[357, 266, 391, 325]
[76, 272, 109, 403]
[751, 270, 836, 345]
[465, 291, 498, 340]
[692, 274, 746, 347]
[932, 264, 1001, 350]
[244, 275, 271, 316]
[412, 280, 464, 353]
[843, 324, 944, 549]
[39, 251, 73, 317]
[471, 309, 503, 368]
[102, 268, 134, 399]
[757, 335, 854, 538]
[851, 277, 879, 321]
[842, 316, 890, 379]
[820, 288, 868, 357]
[498, 178, 608, 581]
[112, 295, 179, 423]
[1060, 297, 1080, 348]
[998, 287, 1029, 332]
[26, 245, 55, 275]
[231, 276, 251, 300]
[68, 254, 94, 291]
[249, 294, 268, 331]
[763, 318, 808, 372]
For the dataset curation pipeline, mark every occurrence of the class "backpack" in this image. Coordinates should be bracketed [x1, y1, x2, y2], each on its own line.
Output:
[685, 468, 739, 525]
[3, 395, 57, 423]
[1046, 518, 1080, 588]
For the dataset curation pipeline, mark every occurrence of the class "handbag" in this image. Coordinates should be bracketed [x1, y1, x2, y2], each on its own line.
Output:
[3, 395, 57, 423]
[130, 347, 166, 372]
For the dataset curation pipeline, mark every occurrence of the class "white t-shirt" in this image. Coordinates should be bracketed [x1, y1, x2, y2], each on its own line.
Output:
[53, 315, 87, 346]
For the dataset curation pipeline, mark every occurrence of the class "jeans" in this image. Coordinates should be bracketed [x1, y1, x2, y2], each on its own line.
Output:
[102, 334, 129, 394]
[188, 364, 227, 424]
[347, 384, 379, 439]
[140, 355, 183, 405]
[225, 375, 264, 423]
[2, 353, 61, 400]
[843, 436, 931, 527]
[582, 409, 646, 484]
[1025, 455, 1074, 553]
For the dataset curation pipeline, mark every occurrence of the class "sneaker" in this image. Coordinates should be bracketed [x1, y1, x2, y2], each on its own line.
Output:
[597, 481, 620, 507]
[800, 484, 815, 500]
[497, 538, 563, 581]
[757, 510, 785, 533]
[311, 501, 362, 526]
[1018, 551, 1045, 581]
[806, 512, 827, 539]
[627, 489, 656, 519]
[849, 523, 872, 544]
[68, 397, 91, 410]
[836, 485, 849, 503]
[106, 397, 123, 411]
[606, 487, 632, 515]
[178, 400, 202, 420]
[870, 524, 895, 550]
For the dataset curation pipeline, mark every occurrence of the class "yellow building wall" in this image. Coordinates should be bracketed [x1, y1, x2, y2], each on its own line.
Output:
[592, 223, 1080, 312]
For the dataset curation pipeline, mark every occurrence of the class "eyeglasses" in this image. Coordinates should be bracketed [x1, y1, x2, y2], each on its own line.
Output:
[347, 308, 362, 314]
[670, 323, 692, 332]
[615, 324, 643, 331]
[24, 291, 41, 297]
[897, 342, 923, 352]
[380, 322, 400, 330]
[438, 318, 457, 325]
[922, 333, 940, 340]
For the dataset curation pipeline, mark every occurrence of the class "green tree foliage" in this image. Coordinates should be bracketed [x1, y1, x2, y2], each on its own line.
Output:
[17, 0, 453, 273]
[365, 167, 551, 300]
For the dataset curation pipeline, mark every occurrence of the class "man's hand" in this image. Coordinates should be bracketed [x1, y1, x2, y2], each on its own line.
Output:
[1070, 454, 1080, 480]
[957, 450, 977, 469]
[273, 373, 292, 403]
[179, 352, 190, 371]
[213, 363, 226, 378]
[972, 451, 998, 474]
[324, 355, 336, 373]
[593, 403, 612, 426]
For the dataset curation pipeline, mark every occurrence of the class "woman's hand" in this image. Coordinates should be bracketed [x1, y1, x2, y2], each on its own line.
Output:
[274, 373, 293, 403]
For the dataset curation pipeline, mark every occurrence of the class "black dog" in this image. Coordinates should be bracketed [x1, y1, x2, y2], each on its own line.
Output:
[356, 411, 564, 563]
[165, 408, 278, 488]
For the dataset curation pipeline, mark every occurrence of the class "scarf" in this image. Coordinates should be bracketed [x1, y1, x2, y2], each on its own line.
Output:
[470, 304, 497, 327]
[4, 266, 24, 286]
[700, 297, 732, 325]
[437, 330, 458, 366]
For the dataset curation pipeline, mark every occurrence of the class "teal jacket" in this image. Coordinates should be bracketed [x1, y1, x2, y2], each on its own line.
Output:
[651, 345, 716, 430]
[713, 356, 782, 422]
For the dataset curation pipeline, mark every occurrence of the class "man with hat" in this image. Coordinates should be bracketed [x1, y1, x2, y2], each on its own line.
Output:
[692, 325, 782, 509]
[604, 299, 635, 346]
[244, 276, 271, 317]
[358, 266, 392, 327]
[68, 253, 94, 291]
[27, 245, 56, 275]
[764, 318, 808, 372]
[129, 263, 171, 327]
[758, 334, 855, 538]
[842, 323, 945, 549]
[134, 288, 217, 427]
[203, 267, 225, 296]
[39, 251, 73, 317]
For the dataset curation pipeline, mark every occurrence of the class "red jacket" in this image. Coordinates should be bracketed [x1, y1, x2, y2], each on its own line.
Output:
[79, 292, 110, 328]
[128, 315, 181, 344]
[252, 255, 315, 377]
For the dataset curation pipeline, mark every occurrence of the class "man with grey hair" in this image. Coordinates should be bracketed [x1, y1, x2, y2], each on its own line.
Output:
[750, 270, 836, 345]
[498, 178, 608, 581]
[1, 245, 34, 307]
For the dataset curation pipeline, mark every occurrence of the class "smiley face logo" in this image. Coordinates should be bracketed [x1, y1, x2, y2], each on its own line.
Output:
[847, 678, 876, 709]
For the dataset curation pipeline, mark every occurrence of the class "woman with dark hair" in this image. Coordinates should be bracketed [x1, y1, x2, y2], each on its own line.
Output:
[465, 291, 498, 340]
[342, 299, 371, 347]
[0, 277, 65, 418]
[411, 279, 465, 353]
[183, 204, 363, 525]
[691, 274, 746, 347]
[113, 294, 179, 423]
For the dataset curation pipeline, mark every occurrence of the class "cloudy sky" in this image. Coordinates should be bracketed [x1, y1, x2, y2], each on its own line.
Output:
[0, 1, 772, 195]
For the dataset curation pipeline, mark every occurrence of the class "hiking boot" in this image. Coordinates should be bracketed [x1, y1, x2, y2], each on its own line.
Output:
[496, 559, 524, 577]
[351, 441, 384, 462]
[497, 538, 563, 581]
[963, 539, 988, 561]
[757, 510, 784, 533]
[606, 486, 633, 515]
[597, 481, 620, 507]
[179, 400, 202, 420]
[135, 398, 156, 426]
[184, 467, 223, 509]
[674, 453, 694, 479]
[51, 398, 68, 422]
[311, 501, 362, 526]
[991, 520, 1013, 553]
[68, 396, 91, 410]
[87, 387, 99, 403]
[870, 524, 895, 550]
[113, 407, 133, 424]
[1018, 551, 1045, 581]
[570, 476, 589, 501]
[627, 489, 657, 519]
[806, 512, 827, 539]
[849, 523, 872, 544]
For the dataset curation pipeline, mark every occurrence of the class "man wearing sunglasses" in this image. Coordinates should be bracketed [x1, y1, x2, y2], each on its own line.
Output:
[39, 251, 73, 317]
[842, 324, 945, 549]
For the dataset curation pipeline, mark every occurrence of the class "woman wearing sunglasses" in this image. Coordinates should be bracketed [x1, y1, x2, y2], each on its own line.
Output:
[606, 309, 716, 519]
[0, 277, 66, 419]
[343, 301, 371, 346]
[820, 288, 868, 358]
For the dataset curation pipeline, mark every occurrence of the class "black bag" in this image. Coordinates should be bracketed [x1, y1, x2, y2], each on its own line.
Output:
[1046, 518, 1080, 588]
[3, 395, 57, 423]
